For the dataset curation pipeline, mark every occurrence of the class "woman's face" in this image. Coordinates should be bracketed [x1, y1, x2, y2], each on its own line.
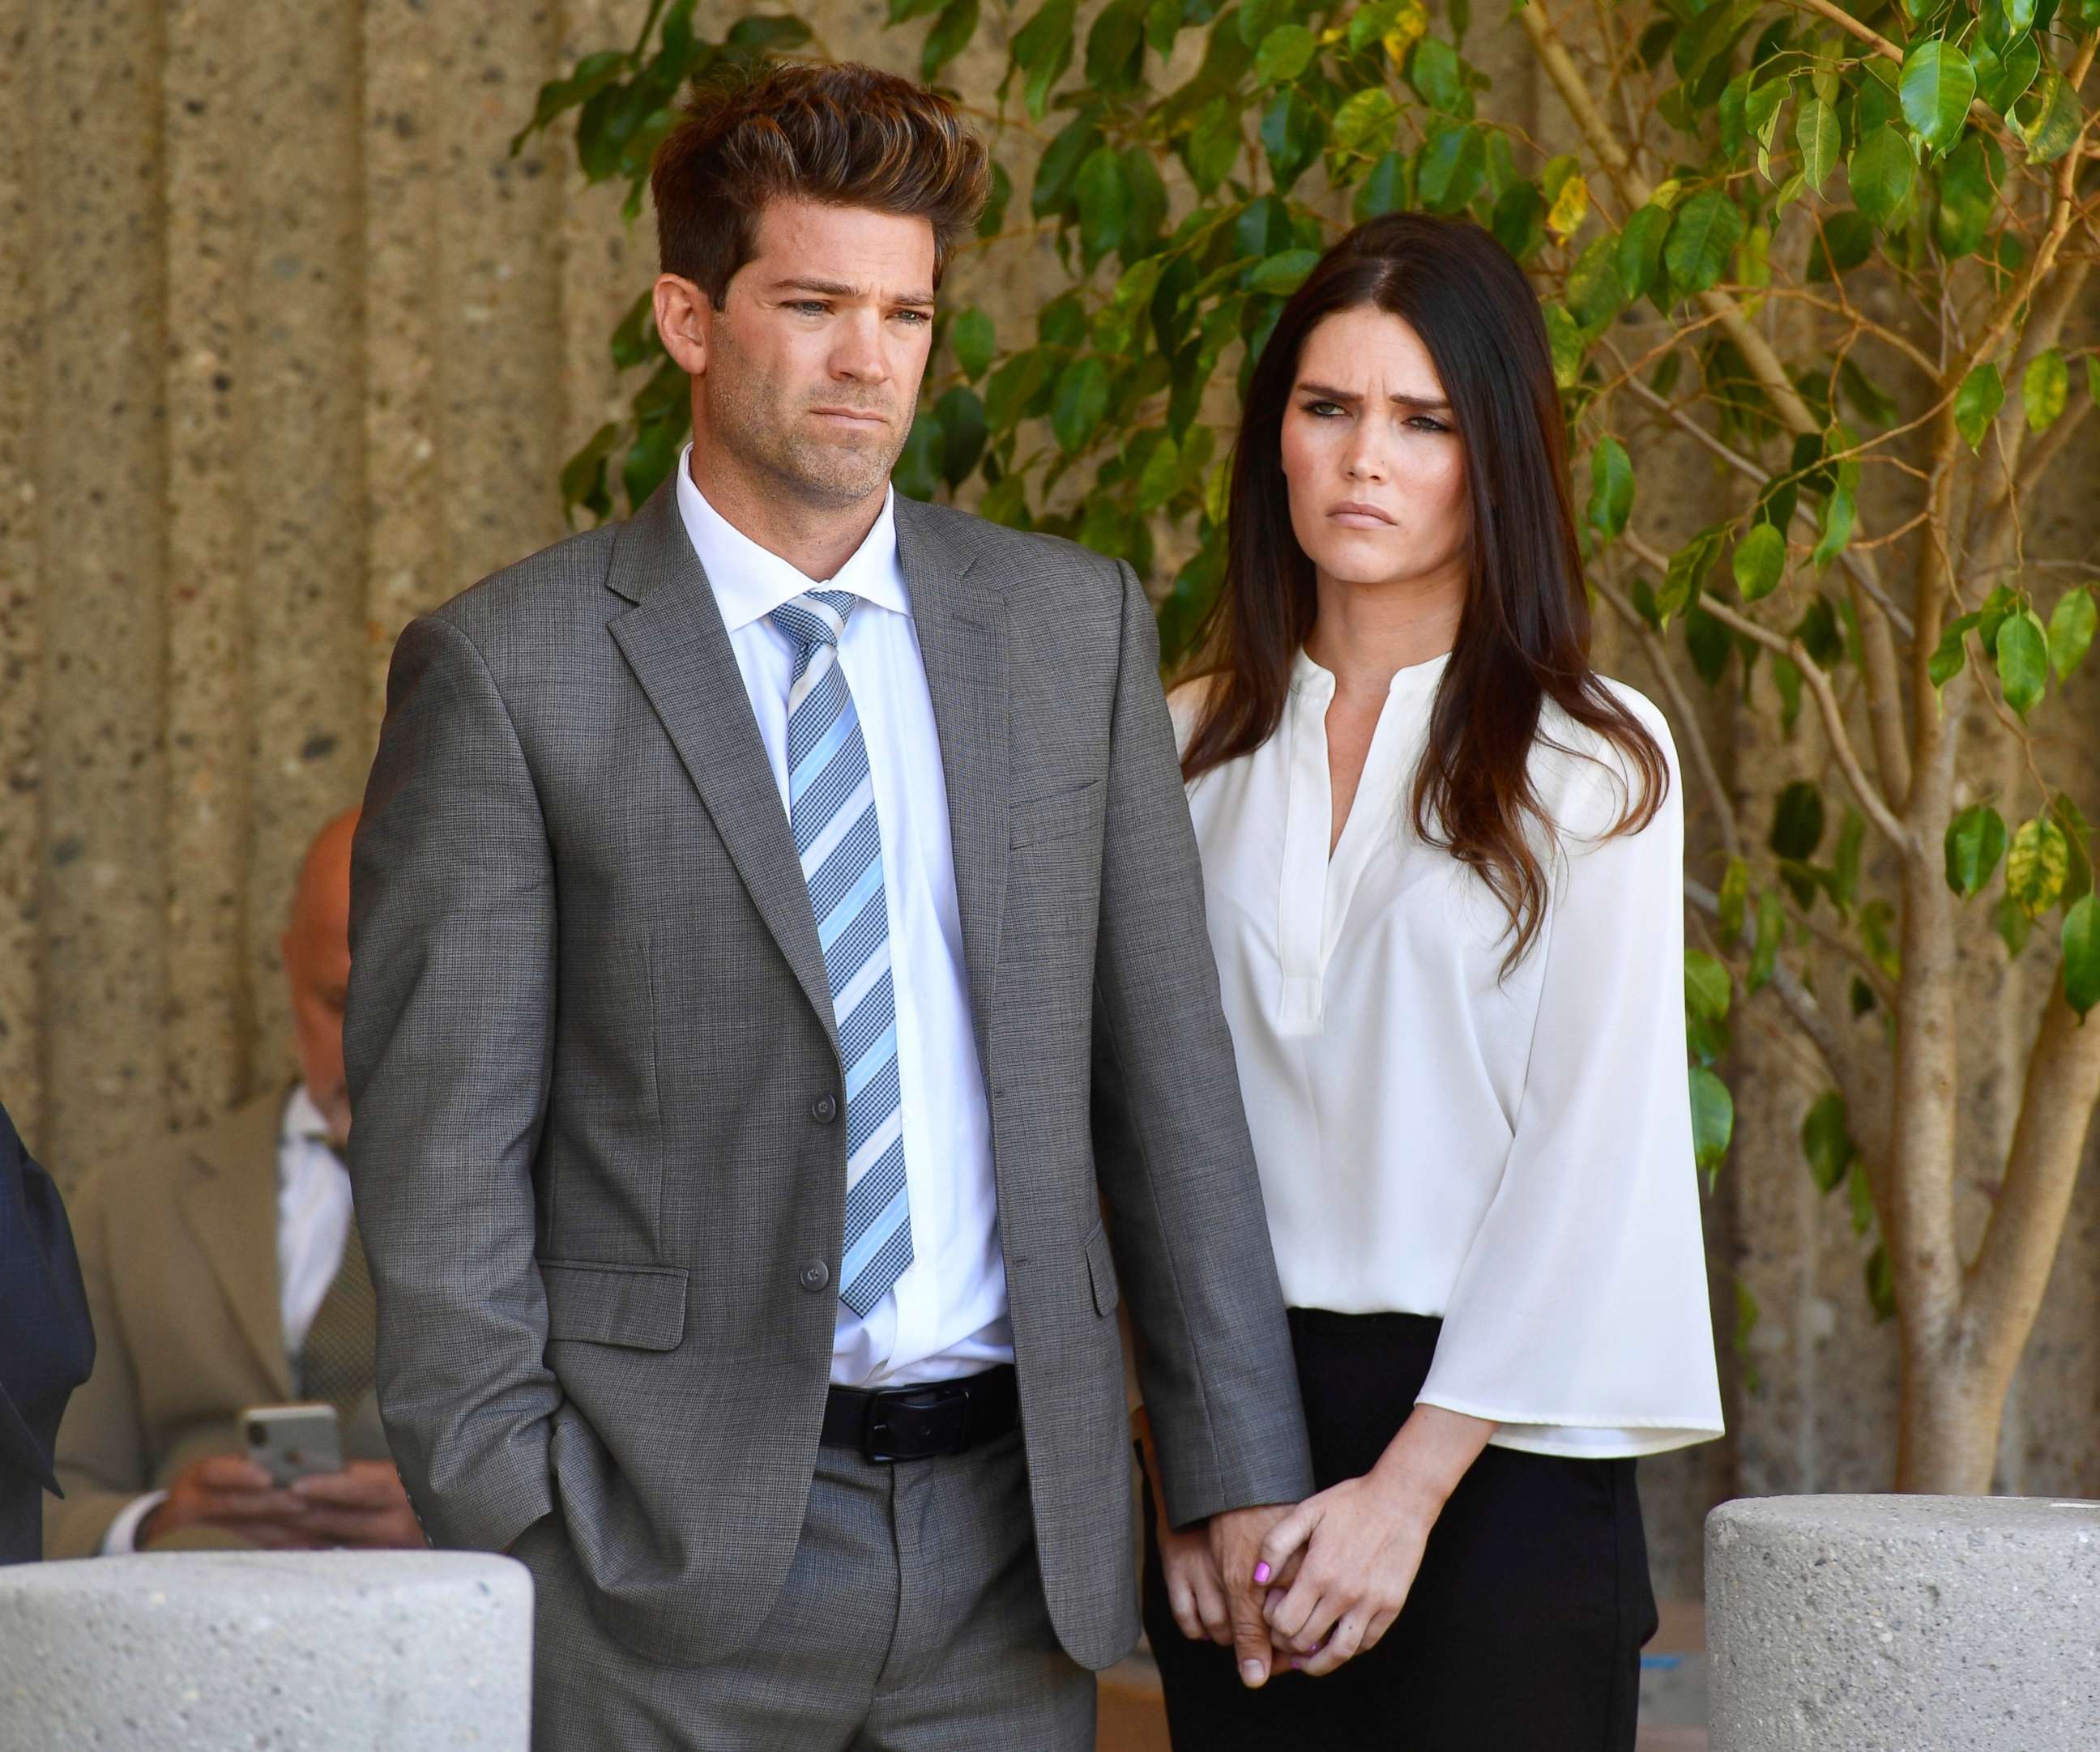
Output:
[1278, 305, 1471, 598]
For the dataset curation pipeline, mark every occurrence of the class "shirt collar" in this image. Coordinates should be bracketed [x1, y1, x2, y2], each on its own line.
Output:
[673, 442, 909, 633]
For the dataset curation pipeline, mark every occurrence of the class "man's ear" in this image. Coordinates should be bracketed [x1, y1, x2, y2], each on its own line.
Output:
[654, 273, 712, 377]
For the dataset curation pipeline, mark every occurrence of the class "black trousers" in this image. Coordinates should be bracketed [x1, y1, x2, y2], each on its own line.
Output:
[1143, 1309, 1656, 1750]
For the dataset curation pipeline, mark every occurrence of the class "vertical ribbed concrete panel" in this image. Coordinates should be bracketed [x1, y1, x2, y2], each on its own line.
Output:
[163, 0, 255, 1132]
[0, 0, 46, 1123]
[240, 0, 369, 1084]
[32, 0, 172, 1183]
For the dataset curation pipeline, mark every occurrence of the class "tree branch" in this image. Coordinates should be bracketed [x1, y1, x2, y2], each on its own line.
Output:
[1594, 572, 1744, 859]
[1625, 531, 1912, 850]
[1961, 978, 2100, 1379]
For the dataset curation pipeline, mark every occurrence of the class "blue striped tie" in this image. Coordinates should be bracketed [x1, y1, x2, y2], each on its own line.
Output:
[770, 590, 913, 1318]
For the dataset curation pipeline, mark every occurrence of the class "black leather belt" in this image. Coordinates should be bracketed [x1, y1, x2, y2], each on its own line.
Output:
[820, 1365, 1019, 1463]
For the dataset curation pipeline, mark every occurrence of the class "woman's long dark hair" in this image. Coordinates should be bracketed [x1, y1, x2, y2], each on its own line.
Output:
[1180, 211, 1667, 969]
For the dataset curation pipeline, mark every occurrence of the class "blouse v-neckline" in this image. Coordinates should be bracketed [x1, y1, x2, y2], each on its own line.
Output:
[1274, 646, 1450, 1035]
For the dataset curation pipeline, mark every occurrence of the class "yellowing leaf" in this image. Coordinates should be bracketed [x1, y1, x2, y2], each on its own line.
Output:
[1547, 172, 1590, 238]
[2008, 814, 2069, 918]
[1381, 0, 1427, 63]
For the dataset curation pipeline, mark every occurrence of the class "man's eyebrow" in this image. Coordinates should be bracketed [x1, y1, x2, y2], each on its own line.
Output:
[772, 276, 937, 306]
[1295, 381, 1452, 410]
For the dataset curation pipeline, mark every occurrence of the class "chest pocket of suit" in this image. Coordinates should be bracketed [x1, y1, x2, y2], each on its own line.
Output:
[541, 1260, 689, 1351]
[1010, 778, 1106, 850]
[1083, 1225, 1120, 1319]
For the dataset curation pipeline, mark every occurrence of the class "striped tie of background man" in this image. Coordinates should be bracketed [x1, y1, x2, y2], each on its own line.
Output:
[770, 590, 914, 1318]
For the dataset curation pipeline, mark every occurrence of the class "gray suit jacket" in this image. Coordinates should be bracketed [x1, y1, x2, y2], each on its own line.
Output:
[345, 477, 1312, 1670]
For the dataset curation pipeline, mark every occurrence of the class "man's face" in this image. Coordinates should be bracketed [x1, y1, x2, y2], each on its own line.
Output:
[691, 198, 939, 509]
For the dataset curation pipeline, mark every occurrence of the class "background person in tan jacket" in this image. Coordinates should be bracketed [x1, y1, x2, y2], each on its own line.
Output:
[46, 810, 421, 1557]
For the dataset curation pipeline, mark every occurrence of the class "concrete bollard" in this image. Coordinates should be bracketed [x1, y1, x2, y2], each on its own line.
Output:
[0, 1550, 532, 1750]
[1706, 1494, 2100, 1751]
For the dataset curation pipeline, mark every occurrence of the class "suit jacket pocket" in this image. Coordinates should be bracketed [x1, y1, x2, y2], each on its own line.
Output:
[1010, 778, 1106, 850]
[1084, 1225, 1120, 1319]
[540, 1260, 688, 1351]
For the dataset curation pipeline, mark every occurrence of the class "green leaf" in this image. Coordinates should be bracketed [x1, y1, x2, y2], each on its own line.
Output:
[1664, 190, 1746, 296]
[1260, 89, 1325, 191]
[1690, 1068, 1735, 1174]
[891, 406, 945, 501]
[1135, 433, 1180, 514]
[1934, 137, 1995, 259]
[950, 308, 995, 382]
[1031, 115, 1100, 218]
[933, 386, 986, 488]
[1812, 488, 1856, 569]
[2064, 893, 2100, 1019]
[1184, 95, 1243, 195]
[1333, 87, 1400, 156]
[1246, 249, 1321, 295]
[1718, 856, 1750, 942]
[1748, 888, 1785, 991]
[1685, 950, 1733, 1021]
[1406, 36, 1465, 111]
[922, 0, 980, 79]
[1073, 147, 1129, 267]
[2013, 68, 2083, 163]
[1864, 1242, 1896, 1323]
[1544, 304, 1583, 389]
[2047, 588, 2096, 682]
[1565, 237, 1626, 335]
[1770, 780, 1827, 861]
[1806, 212, 1874, 282]
[1354, 151, 1411, 222]
[1491, 182, 1547, 261]
[1415, 122, 1484, 214]
[1012, 0, 1077, 121]
[1658, 524, 1727, 623]
[1732, 522, 1786, 602]
[1795, 96, 1840, 190]
[1052, 356, 1110, 454]
[1849, 126, 1916, 227]
[1255, 22, 1318, 84]
[1802, 1090, 1856, 1195]
[2007, 812, 2070, 916]
[1945, 804, 2008, 897]
[1617, 204, 1673, 303]
[1587, 437, 1633, 543]
[1996, 609, 2049, 716]
[2023, 347, 2068, 434]
[1996, 891, 2034, 957]
[1927, 615, 1990, 699]
[1901, 40, 1977, 151]
[1082, 0, 1146, 89]
[1954, 364, 2004, 450]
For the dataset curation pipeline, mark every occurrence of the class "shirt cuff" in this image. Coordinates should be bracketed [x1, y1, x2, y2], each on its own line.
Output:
[100, 1490, 169, 1554]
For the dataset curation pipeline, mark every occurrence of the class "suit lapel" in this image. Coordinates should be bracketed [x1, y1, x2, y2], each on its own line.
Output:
[894, 496, 1009, 1072]
[606, 480, 839, 1056]
[177, 1092, 296, 1400]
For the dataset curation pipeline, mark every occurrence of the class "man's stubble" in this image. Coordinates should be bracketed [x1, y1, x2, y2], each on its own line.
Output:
[704, 322, 914, 512]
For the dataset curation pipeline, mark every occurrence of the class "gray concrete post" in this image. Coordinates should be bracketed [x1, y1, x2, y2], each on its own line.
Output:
[1707, 1494, 2100, 1750]
[0, 1550, 532, 1750]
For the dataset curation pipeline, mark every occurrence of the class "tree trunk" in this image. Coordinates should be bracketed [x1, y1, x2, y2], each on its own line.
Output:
[1894, 1342, 2010, 1495]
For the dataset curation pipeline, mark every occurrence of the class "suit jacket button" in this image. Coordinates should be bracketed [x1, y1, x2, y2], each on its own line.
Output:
[799, 1260, 830, 1293]
[812, 1094, 839, 1123]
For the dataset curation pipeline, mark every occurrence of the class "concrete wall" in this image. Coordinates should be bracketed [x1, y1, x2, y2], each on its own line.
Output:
[2, 0, 2094, 1598]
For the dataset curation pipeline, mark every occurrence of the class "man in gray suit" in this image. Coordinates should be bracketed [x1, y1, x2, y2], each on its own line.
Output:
[348, 60, 1311, 1750]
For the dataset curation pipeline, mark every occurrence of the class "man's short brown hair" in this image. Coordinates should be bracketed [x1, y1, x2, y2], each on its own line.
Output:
[651, 61, 990, 308]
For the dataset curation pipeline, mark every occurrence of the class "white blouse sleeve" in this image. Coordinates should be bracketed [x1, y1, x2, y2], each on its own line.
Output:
[1413, 702, 1726, 1457]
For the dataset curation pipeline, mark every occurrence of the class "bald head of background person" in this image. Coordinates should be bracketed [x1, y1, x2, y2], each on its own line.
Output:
[283, 807, 358, 1148]
[46, 808, 425, 1557]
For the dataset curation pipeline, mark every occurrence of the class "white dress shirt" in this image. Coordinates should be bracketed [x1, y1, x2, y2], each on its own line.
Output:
[1173, 649, 1723, 1458]
[674, 447, 1010, 1388]
[101, 1085, 353, 1553]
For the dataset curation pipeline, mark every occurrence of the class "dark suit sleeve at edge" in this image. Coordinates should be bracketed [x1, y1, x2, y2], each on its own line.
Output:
[1088, 560, 1313, 1528]
[345, 613, 561, 1554]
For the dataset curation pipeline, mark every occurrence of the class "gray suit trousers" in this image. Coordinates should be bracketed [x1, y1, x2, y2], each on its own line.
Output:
[517, 1427, 1092, 1752]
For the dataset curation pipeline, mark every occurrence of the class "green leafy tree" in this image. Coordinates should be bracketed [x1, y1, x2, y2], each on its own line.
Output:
[525, 0, 2100, 1494]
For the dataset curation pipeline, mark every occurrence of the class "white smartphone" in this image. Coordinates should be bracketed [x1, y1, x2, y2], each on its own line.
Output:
[241, 1403, 344, 1486]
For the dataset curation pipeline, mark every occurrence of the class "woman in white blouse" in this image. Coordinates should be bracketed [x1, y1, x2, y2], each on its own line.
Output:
[1132, 212, 1723, 1747]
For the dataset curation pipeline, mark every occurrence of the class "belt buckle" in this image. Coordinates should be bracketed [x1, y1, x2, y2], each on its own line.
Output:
[862, 1383, 969, 1464]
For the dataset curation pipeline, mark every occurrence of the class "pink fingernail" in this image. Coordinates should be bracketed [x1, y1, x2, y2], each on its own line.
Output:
[1253, 1562, 1271, 1584]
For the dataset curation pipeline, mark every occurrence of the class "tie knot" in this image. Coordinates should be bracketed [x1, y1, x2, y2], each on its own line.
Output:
[771, 590, 859, 653]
